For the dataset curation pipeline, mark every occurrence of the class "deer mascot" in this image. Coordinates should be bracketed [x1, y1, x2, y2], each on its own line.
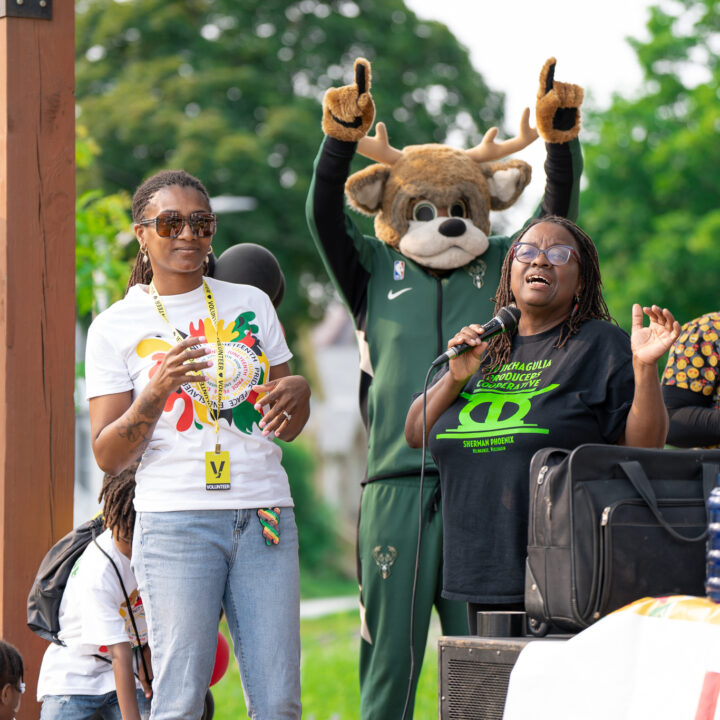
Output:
[306, 56, 583, 719]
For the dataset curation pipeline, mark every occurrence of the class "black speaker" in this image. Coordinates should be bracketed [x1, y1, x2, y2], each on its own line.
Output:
[438, 635, 565, 720]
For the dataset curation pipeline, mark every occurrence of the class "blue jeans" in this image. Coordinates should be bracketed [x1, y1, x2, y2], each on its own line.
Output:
[132, 509, 301, 720]
[40, 689, 150, 719]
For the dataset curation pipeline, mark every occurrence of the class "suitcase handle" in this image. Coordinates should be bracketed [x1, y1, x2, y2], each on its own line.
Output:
[618, 460, 710, 543]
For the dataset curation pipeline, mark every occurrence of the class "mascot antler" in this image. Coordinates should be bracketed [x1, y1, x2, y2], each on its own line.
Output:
[357, 123, 402, 165]
[466, 107, 539, 163]
[357, 110, 538, 167]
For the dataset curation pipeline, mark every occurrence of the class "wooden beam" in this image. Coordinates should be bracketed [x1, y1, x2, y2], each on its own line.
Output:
[0, 3, 75, 716]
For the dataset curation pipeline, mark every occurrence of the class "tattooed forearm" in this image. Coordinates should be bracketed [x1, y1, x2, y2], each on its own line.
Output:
[117, 419, 154, 445]
[90, 376, 174, 475]
[113, 387, 167, 450]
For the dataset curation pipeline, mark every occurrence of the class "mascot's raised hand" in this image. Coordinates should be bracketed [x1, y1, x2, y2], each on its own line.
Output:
[322, 57, 375, 142]
[535, 57, 584, 143]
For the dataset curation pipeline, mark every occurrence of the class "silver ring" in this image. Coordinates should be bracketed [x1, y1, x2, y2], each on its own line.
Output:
[282, 410, 292, 421]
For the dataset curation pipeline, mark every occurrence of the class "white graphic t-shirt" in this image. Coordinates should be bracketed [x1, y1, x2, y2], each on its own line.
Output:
[85, 278, 293, 511]
[37, 528, 148, 699]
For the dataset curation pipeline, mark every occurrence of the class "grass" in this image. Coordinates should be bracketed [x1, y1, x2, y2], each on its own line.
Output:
[299, 567, 358, 599]
[210, 608, 442, 719]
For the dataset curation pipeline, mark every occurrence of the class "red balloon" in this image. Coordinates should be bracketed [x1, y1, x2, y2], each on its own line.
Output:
[210, 631, 230, 686]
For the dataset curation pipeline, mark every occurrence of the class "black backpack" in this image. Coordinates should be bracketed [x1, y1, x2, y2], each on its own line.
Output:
[27, 514, 151, 684]
[27, 515, 105, 645]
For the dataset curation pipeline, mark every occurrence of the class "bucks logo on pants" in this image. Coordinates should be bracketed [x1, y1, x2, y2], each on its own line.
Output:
[372, 546, 397, 579]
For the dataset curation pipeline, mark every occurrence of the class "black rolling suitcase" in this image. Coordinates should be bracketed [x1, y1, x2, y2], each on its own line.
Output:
[525, 444, 720, 632]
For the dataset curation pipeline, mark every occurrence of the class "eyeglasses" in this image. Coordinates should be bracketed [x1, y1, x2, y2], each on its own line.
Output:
[511, 242, 580, 266]
[137, 211, 217, 239]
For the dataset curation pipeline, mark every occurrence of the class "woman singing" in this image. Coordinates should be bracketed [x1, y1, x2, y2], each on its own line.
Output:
[405, 216, 679, 632]
[86, 170, 309, 719]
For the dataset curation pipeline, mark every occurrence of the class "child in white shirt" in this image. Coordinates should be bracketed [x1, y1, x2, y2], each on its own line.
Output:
[37, 466, 152, 720]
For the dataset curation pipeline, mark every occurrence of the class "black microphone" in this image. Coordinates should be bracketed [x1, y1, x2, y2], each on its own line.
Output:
[430, 305, 521, 367]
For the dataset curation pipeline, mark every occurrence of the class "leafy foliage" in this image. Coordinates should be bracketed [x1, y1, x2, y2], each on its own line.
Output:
[75, 127, 134, 325]
[279, 438, 339, 571]
[581, 0, 720, 329]
[75, 0, 506, 340]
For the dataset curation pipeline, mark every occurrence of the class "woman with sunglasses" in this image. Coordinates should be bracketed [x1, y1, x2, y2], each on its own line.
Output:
[85, 170, 309, 719]
[405, 215, 679, 629]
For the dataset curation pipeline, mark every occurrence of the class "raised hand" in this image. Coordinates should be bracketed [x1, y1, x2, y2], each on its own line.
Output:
[149, 335, 213, 398]
[322, 57, 375, 142]
[535, 57, 584, 143]
[630, 304, 681, 366]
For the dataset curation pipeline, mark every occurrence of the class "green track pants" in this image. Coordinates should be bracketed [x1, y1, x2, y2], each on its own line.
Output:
[358, 476, 468, 719]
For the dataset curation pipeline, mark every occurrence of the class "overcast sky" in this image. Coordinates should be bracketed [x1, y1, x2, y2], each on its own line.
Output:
[402, 0, 657, 223]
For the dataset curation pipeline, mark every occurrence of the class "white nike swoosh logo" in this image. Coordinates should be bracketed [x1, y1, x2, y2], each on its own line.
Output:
[387, 288, 412, 300]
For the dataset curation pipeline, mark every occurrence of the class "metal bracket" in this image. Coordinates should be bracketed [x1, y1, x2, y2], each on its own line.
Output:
[0, 0, 52, 19]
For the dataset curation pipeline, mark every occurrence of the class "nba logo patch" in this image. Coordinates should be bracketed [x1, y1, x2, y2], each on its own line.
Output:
[393, 261, 405, 281]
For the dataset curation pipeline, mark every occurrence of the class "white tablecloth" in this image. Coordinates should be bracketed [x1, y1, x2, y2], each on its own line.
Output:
[504, 596, 720, 720]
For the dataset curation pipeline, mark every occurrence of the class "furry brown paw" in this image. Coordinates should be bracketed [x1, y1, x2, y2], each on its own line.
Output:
[535, 57, 584, 144]
[322, 57, 375, 142]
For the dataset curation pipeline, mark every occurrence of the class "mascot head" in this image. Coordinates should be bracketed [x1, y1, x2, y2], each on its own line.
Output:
[322, 57, 582, 272]
[346, 119, 535, 269]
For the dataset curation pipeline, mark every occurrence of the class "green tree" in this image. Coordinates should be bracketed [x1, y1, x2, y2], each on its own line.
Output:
[580, 0, 720, 329]
[76, 126, 133, 326]
[278, 438, 338, 571]
[75, 0, 506, 341]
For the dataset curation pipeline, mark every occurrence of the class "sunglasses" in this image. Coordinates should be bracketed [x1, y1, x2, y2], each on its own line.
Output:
[138, 211, 217, 239]
[511, 242, 580, 266]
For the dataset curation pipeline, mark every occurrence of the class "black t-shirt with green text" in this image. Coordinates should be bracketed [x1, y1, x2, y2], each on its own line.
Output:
[428, 319, 634, 603]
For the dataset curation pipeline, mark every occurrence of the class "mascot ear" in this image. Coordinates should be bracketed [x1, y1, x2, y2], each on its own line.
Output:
[345, 164, 391, 215]
[482, 159, 532, 211]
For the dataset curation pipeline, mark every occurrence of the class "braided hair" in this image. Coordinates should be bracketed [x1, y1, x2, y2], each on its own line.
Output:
[126, 170, 212, 292]
[483, 215, 613, 372]
[98, 462, 139, 543]
[0, 640, 23, 690]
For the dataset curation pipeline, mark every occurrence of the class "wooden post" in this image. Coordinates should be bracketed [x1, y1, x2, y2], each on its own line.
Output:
[0, 2, 75, 716]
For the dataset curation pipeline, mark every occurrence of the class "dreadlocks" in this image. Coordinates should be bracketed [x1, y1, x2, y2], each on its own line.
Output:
[483, 215, 613, 372]
[99, 462, 139, 543]
[0, 640, 23, 689]
[126, 169, 212, 292]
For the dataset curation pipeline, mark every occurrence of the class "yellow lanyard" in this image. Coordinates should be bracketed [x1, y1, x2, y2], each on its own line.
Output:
[149, 279, 226, 445]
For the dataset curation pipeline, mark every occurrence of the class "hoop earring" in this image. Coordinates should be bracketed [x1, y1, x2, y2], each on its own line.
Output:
[207, 245, 214, 256]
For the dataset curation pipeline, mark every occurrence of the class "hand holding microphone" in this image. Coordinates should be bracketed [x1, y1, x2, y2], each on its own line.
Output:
[430, 306, 521, 369]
